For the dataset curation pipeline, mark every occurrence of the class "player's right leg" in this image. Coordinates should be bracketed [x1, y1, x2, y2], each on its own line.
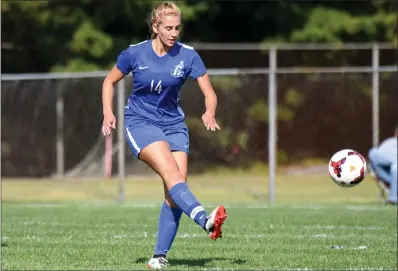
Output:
[164, 124, 227, 240]
[125, 125, 226, 235]
[139, 141, 216, 229]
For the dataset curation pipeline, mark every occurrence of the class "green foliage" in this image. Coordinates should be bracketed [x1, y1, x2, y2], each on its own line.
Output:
[51, 59, 100, 72]
[2, 0, 208, 72]
[210, 77, 243, 93]
[247, 88, 304, 124]
[278, 106, 295, 122]
[290, 6, 396, 43]
[248, 101, 268, 123]
[284, 88, 303, 107]
[278, 149, 289, 164]
[278, 88, 304, 122]
[237, 131, 249, 150]
[70, 21, 113, 58]
[2, 1, 395, 72]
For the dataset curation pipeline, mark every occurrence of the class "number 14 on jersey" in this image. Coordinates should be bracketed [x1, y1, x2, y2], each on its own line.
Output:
[150, 80, 163, 94]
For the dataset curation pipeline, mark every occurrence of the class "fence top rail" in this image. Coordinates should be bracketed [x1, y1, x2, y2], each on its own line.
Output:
[1, 71, 109, 81]
[191, 42, 396, 51]
[1, 66, 397, 80]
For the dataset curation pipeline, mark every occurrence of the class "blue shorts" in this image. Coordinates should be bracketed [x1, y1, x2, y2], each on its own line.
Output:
[125, 120, 189, 158]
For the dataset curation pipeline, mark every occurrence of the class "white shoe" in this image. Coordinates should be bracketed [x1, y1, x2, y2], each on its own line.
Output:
[147, 256, 168, 270]
[204, 205, 227, 240]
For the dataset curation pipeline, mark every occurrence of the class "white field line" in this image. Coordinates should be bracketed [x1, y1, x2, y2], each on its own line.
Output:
[8, 203, 394, 212]
[3, 232, 386, 242]
[345, 268, 393, 271]
[266, 269, 394, 271]
[4, 233, 310, 240]
[184, 267, 393, 271]
[201, 269, 315, 271]
[15, 220, 392, 232]
[304, 225, 387, 230]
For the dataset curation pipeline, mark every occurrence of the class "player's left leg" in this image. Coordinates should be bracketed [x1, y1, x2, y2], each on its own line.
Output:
[164, 123, 227, 240]
[148, 199, 181, 269]
[150, 152, 186, 263]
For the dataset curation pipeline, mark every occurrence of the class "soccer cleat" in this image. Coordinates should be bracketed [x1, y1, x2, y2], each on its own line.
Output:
[204, 205, 227, 240]
[147, 256, 168, 270]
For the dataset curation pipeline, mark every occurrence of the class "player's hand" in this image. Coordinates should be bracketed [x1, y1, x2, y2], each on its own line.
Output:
[102, 112, 116, 136]
[202, 111, 221, 131]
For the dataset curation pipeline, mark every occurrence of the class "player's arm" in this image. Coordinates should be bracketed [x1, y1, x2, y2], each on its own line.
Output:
[102, 48, 132, 136]
[196, 74, 219, 128]
[197, 74, 220, 131]
[102, 66, 125, 116]
[101, 67, 125, 136]
[197, 74, 217, 117]
[190, 50, 220, 131]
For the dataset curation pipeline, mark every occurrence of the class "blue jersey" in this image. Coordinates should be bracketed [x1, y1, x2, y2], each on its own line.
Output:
[116, 40, 207, 126]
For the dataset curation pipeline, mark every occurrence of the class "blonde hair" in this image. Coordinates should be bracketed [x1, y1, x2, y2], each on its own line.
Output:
[149, 2, 181, 39]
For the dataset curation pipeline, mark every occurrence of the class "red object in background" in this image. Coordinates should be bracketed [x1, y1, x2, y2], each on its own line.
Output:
[232, 144, 240, 155]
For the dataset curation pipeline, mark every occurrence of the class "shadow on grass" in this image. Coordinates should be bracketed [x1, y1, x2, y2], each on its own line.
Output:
[133, 257, 246, 267]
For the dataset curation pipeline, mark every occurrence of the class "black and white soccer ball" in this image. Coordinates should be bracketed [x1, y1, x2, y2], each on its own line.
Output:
[328, 149, 366, 187]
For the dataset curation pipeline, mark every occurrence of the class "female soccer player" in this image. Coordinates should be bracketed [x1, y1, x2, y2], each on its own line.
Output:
[101, 2, 227, 269]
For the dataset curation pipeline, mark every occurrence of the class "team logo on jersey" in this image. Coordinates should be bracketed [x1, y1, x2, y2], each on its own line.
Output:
[170, 61, 185, 78]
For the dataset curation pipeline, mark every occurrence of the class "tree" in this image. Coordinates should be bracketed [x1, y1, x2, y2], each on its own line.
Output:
[1, 0, 209, 72]
[2, 0, 396, 73]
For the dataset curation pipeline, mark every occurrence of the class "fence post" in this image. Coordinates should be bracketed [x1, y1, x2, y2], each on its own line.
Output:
[372, 43, 380, 147]
[56, 82, 65, 179]
[268, 46, 277, 204]
[104, 133, 113, 178]
[117, 78, 126, 203]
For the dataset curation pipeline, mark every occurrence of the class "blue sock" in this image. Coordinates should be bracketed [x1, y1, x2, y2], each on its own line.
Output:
[168, 182, 207, 228]
[154, 202, 183, 256]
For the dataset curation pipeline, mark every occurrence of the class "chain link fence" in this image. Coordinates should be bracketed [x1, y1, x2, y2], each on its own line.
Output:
[2, 77, 105, 177]
[276, 72, 397, 163]
[2, 69, 397, 177]
[1, 43, 397, 203]
[1, 72, 270, 177]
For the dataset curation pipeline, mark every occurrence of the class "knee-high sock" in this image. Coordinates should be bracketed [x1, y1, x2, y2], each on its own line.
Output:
[168, 182, 207, 228]
[154, 202, 183, 256]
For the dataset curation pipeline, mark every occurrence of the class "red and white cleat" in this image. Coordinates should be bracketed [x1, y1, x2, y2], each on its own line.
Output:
[205, 205, 227, 240]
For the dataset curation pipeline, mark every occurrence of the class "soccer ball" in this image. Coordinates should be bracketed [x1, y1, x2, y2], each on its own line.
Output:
[328, 149, 366, 187]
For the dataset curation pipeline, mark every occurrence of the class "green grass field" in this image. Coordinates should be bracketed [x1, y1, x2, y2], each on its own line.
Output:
[1, 173, 397, 270]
